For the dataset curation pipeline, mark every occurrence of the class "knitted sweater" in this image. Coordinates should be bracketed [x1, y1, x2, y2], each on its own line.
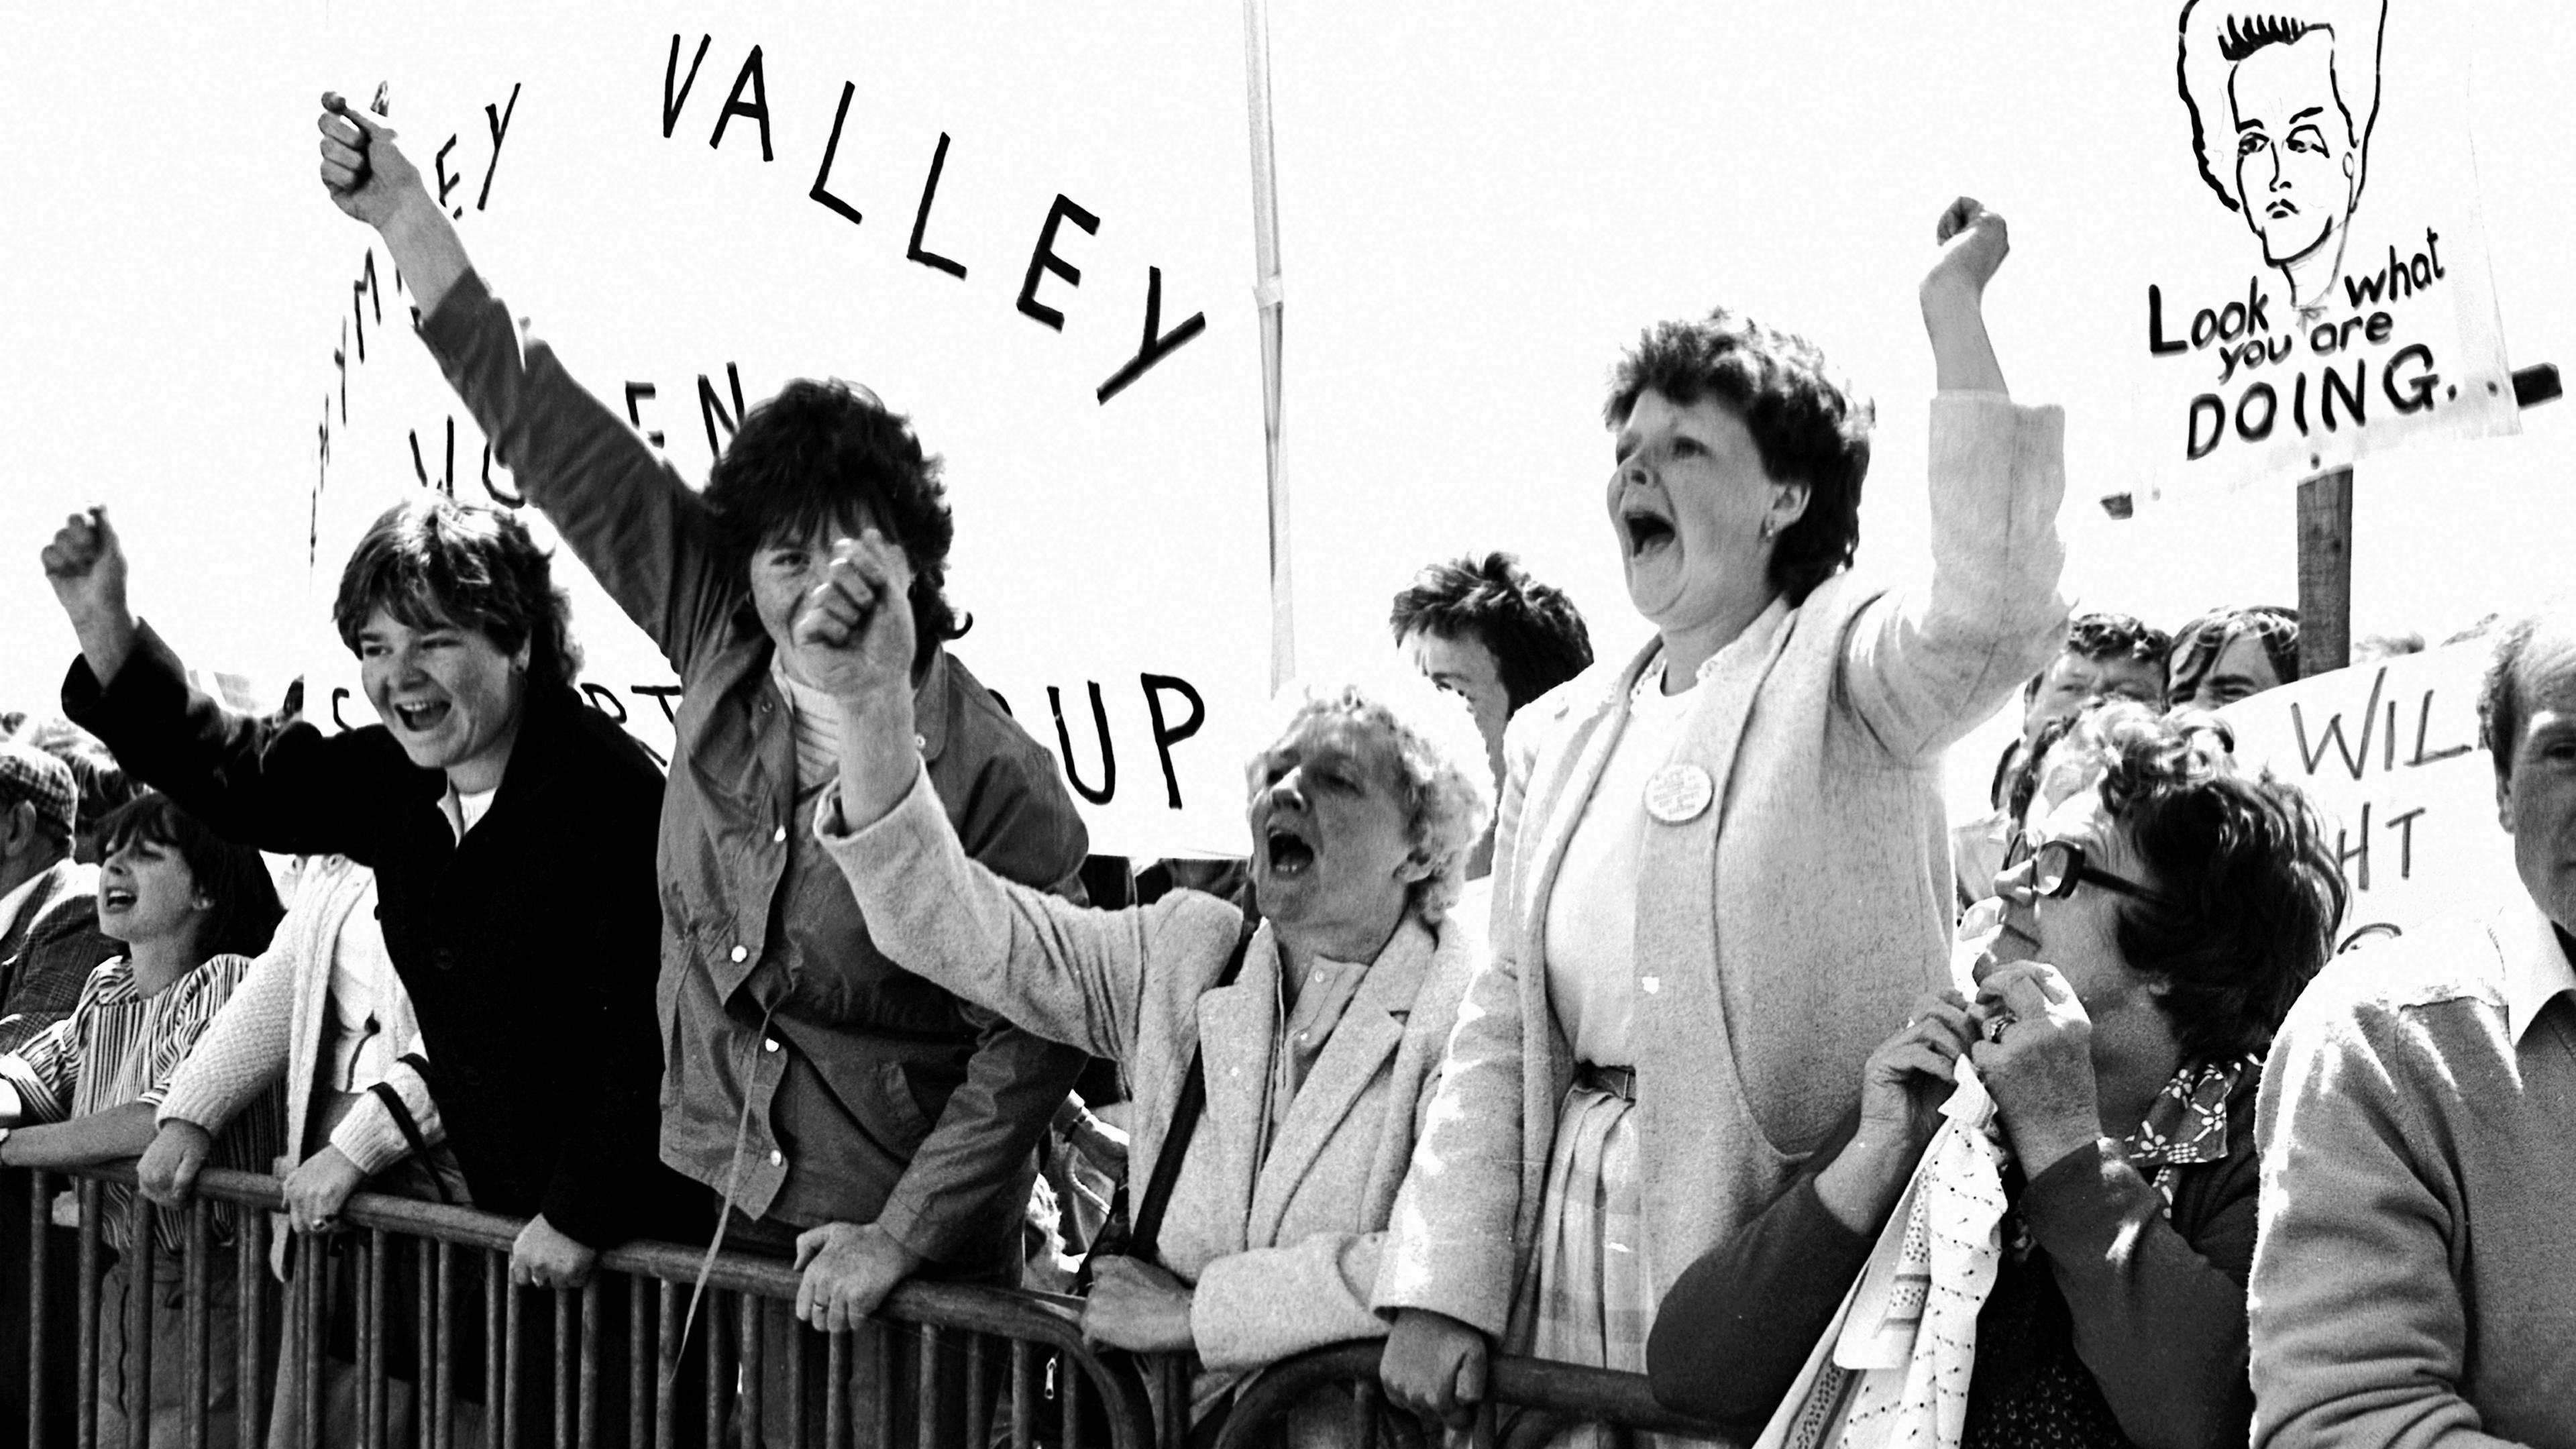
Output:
[158, 857, 439, 1177]
[2251, 898, 2576, 1448]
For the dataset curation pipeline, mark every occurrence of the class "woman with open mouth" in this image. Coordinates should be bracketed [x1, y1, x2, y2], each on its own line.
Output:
[0, 792, 283, 1447]
[48, 496, 704, 1442]
[1373, 197, 2074, 1444]
[798, 527, 1493, 1448]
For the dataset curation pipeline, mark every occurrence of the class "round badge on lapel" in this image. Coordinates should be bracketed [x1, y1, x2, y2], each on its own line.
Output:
[1644, 763, 1713, 824]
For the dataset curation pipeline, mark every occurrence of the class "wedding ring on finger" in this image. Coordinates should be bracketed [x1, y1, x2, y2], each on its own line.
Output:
[1984, 1012, 2017, 1044]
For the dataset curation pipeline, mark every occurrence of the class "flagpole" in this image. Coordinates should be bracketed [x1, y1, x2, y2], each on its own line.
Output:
[1242, 0, 1291, 691]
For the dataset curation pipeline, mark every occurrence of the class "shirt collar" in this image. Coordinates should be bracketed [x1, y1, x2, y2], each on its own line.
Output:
[2502, 890, 2576, 1045]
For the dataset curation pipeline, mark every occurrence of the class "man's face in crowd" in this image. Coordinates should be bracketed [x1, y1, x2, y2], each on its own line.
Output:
[2024, 649, 2166, 747]
[2170, 630, 2286, 713]
[2498, 623, 2576, 932]
[1404, 628, 1511, 786]
[2229, 30, 2357, 268]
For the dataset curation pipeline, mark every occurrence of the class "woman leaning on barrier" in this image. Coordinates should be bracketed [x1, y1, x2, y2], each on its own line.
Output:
[48, 498, 705, 1444]
[138, 853, 475, 1449]
[0, 792, 283, 1448]
[795, 528, 1493, 1446]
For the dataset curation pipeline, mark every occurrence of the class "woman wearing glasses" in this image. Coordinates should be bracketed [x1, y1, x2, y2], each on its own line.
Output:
[1648, 707, 2344, 1448]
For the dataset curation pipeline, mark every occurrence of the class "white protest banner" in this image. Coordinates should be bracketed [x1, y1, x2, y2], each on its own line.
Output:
[2127, 0, 2518, 506]
[2218, 641, 2511, 943]
[307, 0, 1271, 859]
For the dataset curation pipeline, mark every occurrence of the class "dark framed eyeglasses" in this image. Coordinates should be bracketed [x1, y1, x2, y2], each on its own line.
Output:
[2020, 837, 2176, 909]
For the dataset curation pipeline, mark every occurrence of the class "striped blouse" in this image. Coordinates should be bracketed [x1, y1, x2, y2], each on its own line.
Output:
[0, 953, 282, 1259]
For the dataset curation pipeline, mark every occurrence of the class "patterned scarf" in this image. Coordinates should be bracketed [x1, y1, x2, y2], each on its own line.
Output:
[2117, 1055, 2253, 1209]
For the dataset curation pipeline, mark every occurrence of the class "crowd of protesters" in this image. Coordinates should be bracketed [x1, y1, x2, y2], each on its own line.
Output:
[0, 85, 2569, 1449]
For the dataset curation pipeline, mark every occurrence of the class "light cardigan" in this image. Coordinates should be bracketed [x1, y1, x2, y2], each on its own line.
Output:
[2250, 894, 2576, 1448]
[1374, 391, 2068, 1338]
[818, 767, 1477, 1383]
[158, 857, 441, 1177]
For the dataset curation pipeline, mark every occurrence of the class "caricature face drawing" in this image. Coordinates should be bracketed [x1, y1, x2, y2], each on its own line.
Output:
[2180, 1, 2385, 314]
[2229, 30, 2356, 269]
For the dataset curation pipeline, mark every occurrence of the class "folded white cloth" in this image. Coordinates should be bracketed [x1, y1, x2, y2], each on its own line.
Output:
[1758, 1063, 2010, 1449]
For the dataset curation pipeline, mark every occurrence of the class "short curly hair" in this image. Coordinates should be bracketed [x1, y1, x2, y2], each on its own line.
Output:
[2169, 604, 2301, 700]
[703, 379, 965, 670]
[2074, 706, 2345, 1063]
[1387, 552, 1595, 713]
[1252, 669, 1495, 929]
[333, 499, 581, 690]
[1604, 309, 1874, 606]
[2025, 612, 2174, 705]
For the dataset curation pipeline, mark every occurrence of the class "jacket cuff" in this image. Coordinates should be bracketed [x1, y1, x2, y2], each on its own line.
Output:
[1192, 1244, 1390, 1373]
[538, 1177, 622, 1250]
[2017, 1137, 2162, 1256]
[417, 267, 496, 354]
[328, 1097, 415, 1177]
[864, 1189, 951, 1265]
[1369, 1241, 1513, 1339]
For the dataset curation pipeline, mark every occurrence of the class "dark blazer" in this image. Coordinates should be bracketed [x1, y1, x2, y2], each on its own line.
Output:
[0, 858, 120, 1055]
[66, 628, 700, 1247]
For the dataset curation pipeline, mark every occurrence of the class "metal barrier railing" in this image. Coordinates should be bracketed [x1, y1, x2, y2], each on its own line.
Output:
[16, 1163, 1159, 1449]
[17, 1163, 1746, 1449]
[1208, 1342, 1740, 1449]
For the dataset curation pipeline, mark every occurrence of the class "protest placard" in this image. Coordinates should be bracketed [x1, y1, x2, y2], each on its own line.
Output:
[303, 1, 1271, 859]
[2129, 0, 2519, 506]
[2218, 641, 2512, 943]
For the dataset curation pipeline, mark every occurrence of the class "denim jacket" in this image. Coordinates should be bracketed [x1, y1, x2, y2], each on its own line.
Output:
[422, 269, 1091, 1260]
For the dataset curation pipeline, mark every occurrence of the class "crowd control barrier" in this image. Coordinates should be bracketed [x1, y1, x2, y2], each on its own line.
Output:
[13, 1163, 1156, 1449]
[1208, 1342, 1738, 1449]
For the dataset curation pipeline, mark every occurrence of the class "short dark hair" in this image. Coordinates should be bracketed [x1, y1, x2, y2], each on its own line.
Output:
[333, 500, 581, 690]
[98, 793, 284, 961]
[702, 379, 965, 669]
[2024, 612, 2174, 704]
[1605, 309, 1874, 606]
[2477, 599, 2571, 786]
[1388, 552, 1595, 713]
[2169, 604, 2301, 694]
[2084, 708, 2345, 1063]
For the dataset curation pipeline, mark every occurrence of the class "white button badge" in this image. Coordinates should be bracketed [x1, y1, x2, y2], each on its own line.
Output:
[1644, 763, 1714, 824]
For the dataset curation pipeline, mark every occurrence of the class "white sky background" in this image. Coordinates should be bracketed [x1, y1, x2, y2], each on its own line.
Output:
[3, 1, 2571, 822]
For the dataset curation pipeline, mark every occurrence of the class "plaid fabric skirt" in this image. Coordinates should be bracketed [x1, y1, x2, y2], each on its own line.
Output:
[1517, 1071, 1720, 1449]
[1528, 1073, 1654, 1374]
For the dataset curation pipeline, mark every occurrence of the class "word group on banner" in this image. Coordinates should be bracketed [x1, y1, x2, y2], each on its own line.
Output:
[2219, 642, 2510, 947]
